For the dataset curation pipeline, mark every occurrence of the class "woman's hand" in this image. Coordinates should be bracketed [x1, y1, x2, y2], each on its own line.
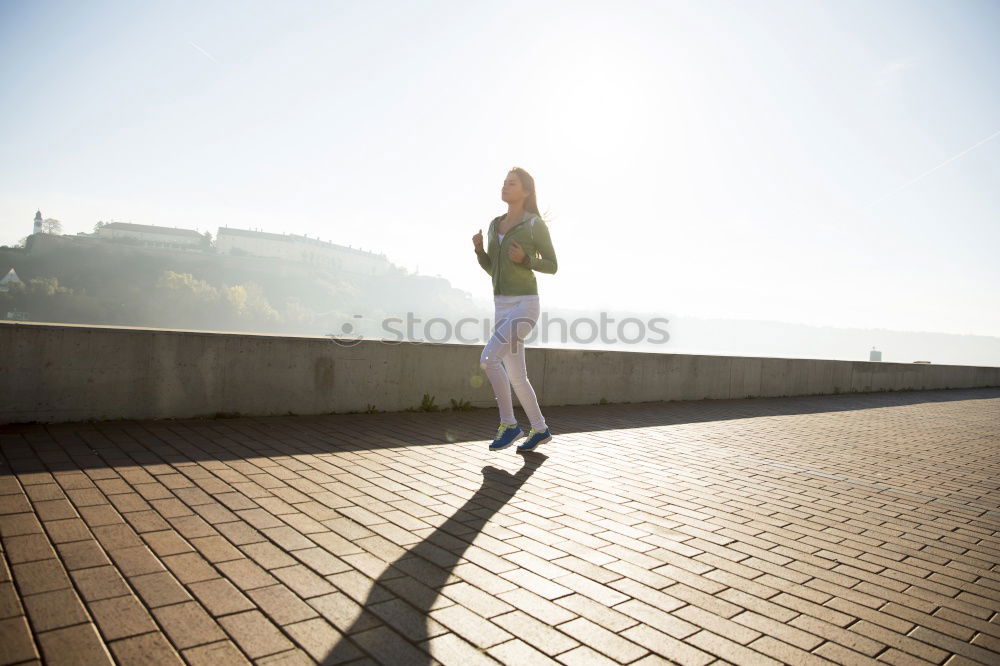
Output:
[472, 228, 484, 252]
[508, 240, 528, 265]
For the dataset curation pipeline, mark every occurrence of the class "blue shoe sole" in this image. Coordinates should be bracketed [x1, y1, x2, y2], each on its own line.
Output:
[517, 434, 552, 452]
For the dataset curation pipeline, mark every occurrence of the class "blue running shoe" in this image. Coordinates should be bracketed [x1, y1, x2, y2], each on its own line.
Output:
[489, 423, 523, 451]
[517, 427, 552, 452]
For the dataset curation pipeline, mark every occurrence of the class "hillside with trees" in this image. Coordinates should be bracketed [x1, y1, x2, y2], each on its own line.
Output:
[0, 234, 480, 338]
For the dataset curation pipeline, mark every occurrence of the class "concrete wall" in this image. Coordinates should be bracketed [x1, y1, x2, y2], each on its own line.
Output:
[3, 322, 998, 424]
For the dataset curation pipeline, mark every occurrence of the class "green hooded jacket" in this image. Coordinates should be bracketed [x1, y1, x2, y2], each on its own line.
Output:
[475, 212, 558, 296]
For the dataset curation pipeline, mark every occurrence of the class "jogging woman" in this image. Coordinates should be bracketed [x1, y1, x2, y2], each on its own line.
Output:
[472, 167, 558, 452]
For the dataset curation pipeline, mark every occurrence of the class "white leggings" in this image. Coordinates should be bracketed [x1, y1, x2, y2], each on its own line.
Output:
[479, 294, 547, 431]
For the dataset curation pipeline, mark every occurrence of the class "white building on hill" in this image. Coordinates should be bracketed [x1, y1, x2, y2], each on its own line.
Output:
[216, 227, 392, 276]
[1, 268, 23, 292]
[98, 222, 205, 250]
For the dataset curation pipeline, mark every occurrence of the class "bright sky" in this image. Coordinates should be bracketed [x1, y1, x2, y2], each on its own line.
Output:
[2, 0, 998, 336]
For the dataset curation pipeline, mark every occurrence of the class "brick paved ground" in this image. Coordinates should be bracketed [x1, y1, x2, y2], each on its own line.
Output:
[1, 388, 999, 665]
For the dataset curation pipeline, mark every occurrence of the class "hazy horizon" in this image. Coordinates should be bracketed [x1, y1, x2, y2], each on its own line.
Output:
[2, 0, 998, 339]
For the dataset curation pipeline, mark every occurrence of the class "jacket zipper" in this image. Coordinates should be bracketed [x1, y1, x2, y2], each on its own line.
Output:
[494, 214, 533, 292]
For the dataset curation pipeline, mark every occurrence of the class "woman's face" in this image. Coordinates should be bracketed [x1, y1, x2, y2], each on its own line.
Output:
[501, 172, 529, 206]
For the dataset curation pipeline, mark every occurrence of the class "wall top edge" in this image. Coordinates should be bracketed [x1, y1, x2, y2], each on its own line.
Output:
[2, 321, 998, 370]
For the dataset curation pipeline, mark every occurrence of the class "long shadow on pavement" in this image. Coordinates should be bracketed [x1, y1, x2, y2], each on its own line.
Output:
[323, 452, 546, 664]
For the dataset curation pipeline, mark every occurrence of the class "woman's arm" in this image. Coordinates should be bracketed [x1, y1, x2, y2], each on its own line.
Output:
[476, 247, 493, 276]
[525, 220, 558, 274]
[474, 220, 494, 276]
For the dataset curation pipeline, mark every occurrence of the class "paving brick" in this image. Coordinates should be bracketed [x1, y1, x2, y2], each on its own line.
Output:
[32, 499, 77, 521]
[78, 505, 122, 527]
[89, 595, 158, 640]
[555, 594, 638, 633]
[123, 510, 172, 533]
[496, 588, 576, 625]
[66, 488, 113, 514]
[609, 576, 686, 612]
[283, 617, 347, 662]
[494, 610, 579, 656]
[108, 545, 164, 576]
[4, 533, 56, 564]
[24, 484, 65, 502]
[934, 607, 1000, 642]
[168, 515, 216, 539]
[555, 644, 623, 665]
[110, 630, 185, 665]
[615, 599, 700, 640]
[430, 604, 514, 649]
[153, 601, 227, 649]
[501, 568, 572, 600]
[55, 539, 110, 570]
[811, 640, 880, 664]
[0, 615, 39, 663]
[217, 558, 279, 591]
[0, 581, 22, 619]
[349, 625, 428, 664]
[374, 596, 449, 641]
[162, 551, 219, 584]
[556, 616, 647, 662]
[307, 591, 381, 635]
[271, 564, 336, 598]
[12, 559, 70, 595]
[909, 626, 1000, 665]
[22, 588, 89, 632]
[876, 647, 940, 666]
[789, 615, 885, 656]
[43, 518, 91, 544]
[192, 502, 239, 525]
[256, 647, 317, 664]
[188, 577, 256, 616]
[142, 530, 193, 557]
[747, 635, 832, 666]
[242, 541, 298, 569]
[0, 494, 32, 515]
[686, 629, 783, 666]
[92, 523, 143, 551]
[182, 640, 250, 666]
[440, 581, 515, 619]
[488, 638, 561, 664]
[37, 623, 114, 665]
[218, 610, 295, 658]
[245, 584, 316, 625]
[149, 498, 193, 518]
[620, 624, 715, 666]
[131, 571, 193, 607]
[72, 565, 131, 602]
[291, 546, 351, 576]
[421, 631, 502, 666]
[215, 520, 266, 546]
[0, 512, 43, 536]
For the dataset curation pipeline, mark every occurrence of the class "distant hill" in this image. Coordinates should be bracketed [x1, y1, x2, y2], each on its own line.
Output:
[3, 234, 997, 367]
[0, 234, 479, 336]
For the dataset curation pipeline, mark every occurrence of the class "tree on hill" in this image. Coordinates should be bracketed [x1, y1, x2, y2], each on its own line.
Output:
[42, 218, 63, 234]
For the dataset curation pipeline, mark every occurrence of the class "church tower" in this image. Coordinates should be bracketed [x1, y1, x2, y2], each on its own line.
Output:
[33, 210, 43, 235]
